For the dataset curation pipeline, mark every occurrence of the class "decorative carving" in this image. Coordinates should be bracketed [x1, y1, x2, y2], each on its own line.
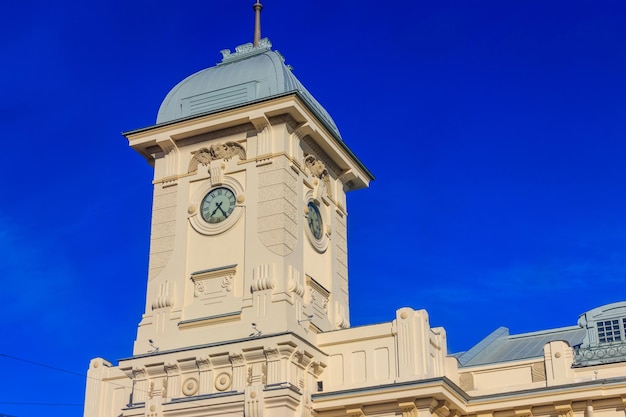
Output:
[262, 363, 267, 384]
[196, 357, 212, 371]
[209, 162, 224, 185]
[554, 404, 573, 417]
[212, 142, 245, 161]
[244, 388, 264, 417]
[221, 275, 233, 292]
[306, 276, 330, 321]
[288, 266, 305, 297]
[152, 280, 175, 310]
[414, 399, 440, 414]
[188, 142, 246, 173]
[193, 280, 205, 297]
[220, 38, 272, 62]
[398, 402, 418, 417]
[305, 154, 331, 198]
[305, 155, 327, 178]
[433, 401, 454, 417]
[188, 148, 211, 172]
[230, 352, 245, 367]
[302, 135, 341, 176]
[148, 378, 167, 399]
[310, 361, 326, 377]
[251, 264, 274, 292]
[181, 377, 199, 396]
[164, 362, 178, 375]
[191, 265, 236, 299]
[214, 372, 232, 391]
[175, 359, 196, 374]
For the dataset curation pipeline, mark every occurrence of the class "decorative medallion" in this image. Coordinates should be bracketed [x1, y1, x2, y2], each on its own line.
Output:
[182, 377, 199, 396]
[215, 372, 232, 391]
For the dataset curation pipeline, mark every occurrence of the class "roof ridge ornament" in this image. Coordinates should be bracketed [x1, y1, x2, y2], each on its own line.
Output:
[253, 1, 263, 47]
[219, 38, 272, 64]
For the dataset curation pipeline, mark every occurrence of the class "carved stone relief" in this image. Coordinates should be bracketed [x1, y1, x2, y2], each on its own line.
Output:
[306, 276, 330, 318]
[188, 142, 246, 173]
[302, 135, 341, 176]
[214, 372, 232, 391]
[186, 265, 238, 320]
[304, 154, 331, 199]
[181, 377, 199, 396]
[191, 265, 236, 300]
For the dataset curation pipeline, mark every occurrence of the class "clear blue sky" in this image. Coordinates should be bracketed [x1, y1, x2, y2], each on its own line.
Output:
[2, 1, 626, 416]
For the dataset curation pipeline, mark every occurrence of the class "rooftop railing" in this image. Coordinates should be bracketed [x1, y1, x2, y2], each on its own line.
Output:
[573, 341, 626, 367]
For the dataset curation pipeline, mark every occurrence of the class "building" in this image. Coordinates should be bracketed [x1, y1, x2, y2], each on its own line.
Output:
[83, 4, 626, 417]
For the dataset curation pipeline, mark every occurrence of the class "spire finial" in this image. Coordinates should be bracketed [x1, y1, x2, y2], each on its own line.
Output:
[253, 0, 263, 47]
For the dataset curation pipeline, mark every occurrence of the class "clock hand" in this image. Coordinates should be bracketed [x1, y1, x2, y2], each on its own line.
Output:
[210, 201, 223, 217]
[218, 205, 228, 217]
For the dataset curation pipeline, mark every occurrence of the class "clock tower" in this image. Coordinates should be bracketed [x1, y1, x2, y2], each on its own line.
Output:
[124, 33, 372, 355]
[83, 5, 372, 416]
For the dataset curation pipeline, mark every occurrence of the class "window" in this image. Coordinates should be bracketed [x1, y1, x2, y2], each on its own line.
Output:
[597, 319, 624, 343]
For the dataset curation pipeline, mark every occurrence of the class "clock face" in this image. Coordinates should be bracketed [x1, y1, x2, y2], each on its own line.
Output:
[307, 202, 323, 240]
[200, 187, 237, 224]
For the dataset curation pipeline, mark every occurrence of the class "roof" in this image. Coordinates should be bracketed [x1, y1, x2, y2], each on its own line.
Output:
[456, 325, 586, 367]
[156, 38, 342, 139]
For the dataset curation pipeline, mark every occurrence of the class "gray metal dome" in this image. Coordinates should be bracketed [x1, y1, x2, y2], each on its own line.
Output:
[156, 39, 341, 139]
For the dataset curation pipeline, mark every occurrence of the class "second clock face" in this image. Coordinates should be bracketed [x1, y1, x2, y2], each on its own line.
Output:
[307, 202, 323, 240]
[201, 187, 237, 224]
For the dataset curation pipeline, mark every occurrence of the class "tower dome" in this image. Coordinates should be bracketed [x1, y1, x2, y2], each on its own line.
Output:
[156, 39, 342, 139]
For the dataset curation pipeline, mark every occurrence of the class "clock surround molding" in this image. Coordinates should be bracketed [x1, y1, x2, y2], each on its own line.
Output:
[188, 177, 245, 236]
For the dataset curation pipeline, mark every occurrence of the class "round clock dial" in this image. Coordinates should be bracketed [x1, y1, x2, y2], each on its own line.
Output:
[201, 187, 237, 224]
[307, 202, 323, 240]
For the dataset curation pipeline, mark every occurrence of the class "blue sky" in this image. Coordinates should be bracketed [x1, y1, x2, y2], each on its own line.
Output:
[2, 1, 626, 416]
